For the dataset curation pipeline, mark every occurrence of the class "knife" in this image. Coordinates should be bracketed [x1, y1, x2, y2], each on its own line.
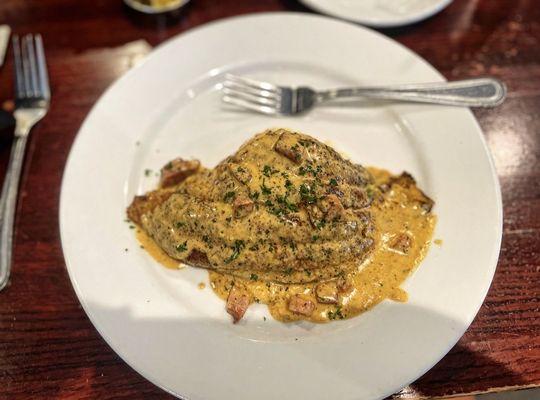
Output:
[0, 25, 15, 136]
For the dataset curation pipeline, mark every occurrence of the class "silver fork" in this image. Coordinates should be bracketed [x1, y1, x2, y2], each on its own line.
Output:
[222, 74, 506, 115]
[0, 34, 50, 291]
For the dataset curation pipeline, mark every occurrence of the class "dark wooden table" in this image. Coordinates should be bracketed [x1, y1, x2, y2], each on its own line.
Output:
[0, 0, 538, 398]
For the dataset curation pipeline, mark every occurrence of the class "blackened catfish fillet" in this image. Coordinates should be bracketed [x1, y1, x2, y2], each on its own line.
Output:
[127, 128, 377, 284]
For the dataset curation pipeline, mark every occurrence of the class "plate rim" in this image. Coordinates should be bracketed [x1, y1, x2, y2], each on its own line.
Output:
[59, 11, 503, 400]
[299, 0, 454, 28]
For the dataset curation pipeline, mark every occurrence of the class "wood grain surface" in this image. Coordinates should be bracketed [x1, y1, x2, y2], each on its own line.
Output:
[0, 0, 538, 399]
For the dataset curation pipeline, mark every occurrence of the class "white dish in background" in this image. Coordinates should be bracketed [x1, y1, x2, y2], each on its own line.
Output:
[60, 13, 501, 400]
[300, 0, 453, 28]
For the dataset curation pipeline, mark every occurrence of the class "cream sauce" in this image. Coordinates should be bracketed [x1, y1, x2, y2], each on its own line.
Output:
[136, 167, 436, 323]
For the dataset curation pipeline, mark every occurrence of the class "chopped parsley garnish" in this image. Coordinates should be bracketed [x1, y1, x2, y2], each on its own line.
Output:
[311, 235, 319, 242]
[262, 165, 273, 177]
[299, 183, 317, 204]
[202, 235, 210, 243]
[249, 273, 258, 281]
[284, 179, 294, 191]
[224, 240, 245, 264]
[329, 178, 338, 187]
[261, 181, 272, 196]
[315, 219, 327, 230]
[223, 191, 236, 202]
[276, 195, 298, 212]
[249, 191, 260, 201]
[164, 162, 173, 170]
[144, 169, 152, 177]
[327, 306, 344, 320]
[176, 241, 188, 252]
[175, 221, 186, 228]
[298, 163, 321, 177]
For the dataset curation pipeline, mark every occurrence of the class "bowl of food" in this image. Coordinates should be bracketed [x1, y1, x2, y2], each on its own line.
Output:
[123, 0, 190, 14]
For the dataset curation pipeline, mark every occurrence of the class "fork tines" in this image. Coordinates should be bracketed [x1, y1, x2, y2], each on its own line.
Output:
[12, 34, 50, 103]
[222, 74, 282, 115]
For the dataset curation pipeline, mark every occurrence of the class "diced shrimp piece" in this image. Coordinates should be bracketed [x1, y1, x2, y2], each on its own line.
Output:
[389, 233, 412, 254]
[274, 131, 303, 163]
[315, 281, 338, 304]
[233, 196, 254, 218]
[288, 295, 315, 316]
[160, 158, 200, 188]
[226, 286, 251, 323]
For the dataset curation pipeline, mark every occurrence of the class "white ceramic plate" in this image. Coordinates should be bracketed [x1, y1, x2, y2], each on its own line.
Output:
[300, 0, 453, 28]
[60, 13, 502, 400]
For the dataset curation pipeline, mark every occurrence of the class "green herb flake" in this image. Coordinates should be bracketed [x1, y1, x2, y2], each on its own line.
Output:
[329, 178, 338, 187]
[284, 179, 294, 191]
[299, 183, 317, 204]
[249, 273, 258, 281]
[176, 241, 188, 252]
[315, 219, 327, 230]
[261, 181, 272, 196]
[224, 240, 245, 264]
[249, 191, 260, 201]
[287, 203, 298, 212]
[262, 165, 272, 177]
[328, 306, 345, 320]
[223, 191, 236, 202]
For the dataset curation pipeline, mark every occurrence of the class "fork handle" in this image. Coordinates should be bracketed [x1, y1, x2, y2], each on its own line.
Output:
[0, 134, 28, 291]
[317, 78, 506, 107]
